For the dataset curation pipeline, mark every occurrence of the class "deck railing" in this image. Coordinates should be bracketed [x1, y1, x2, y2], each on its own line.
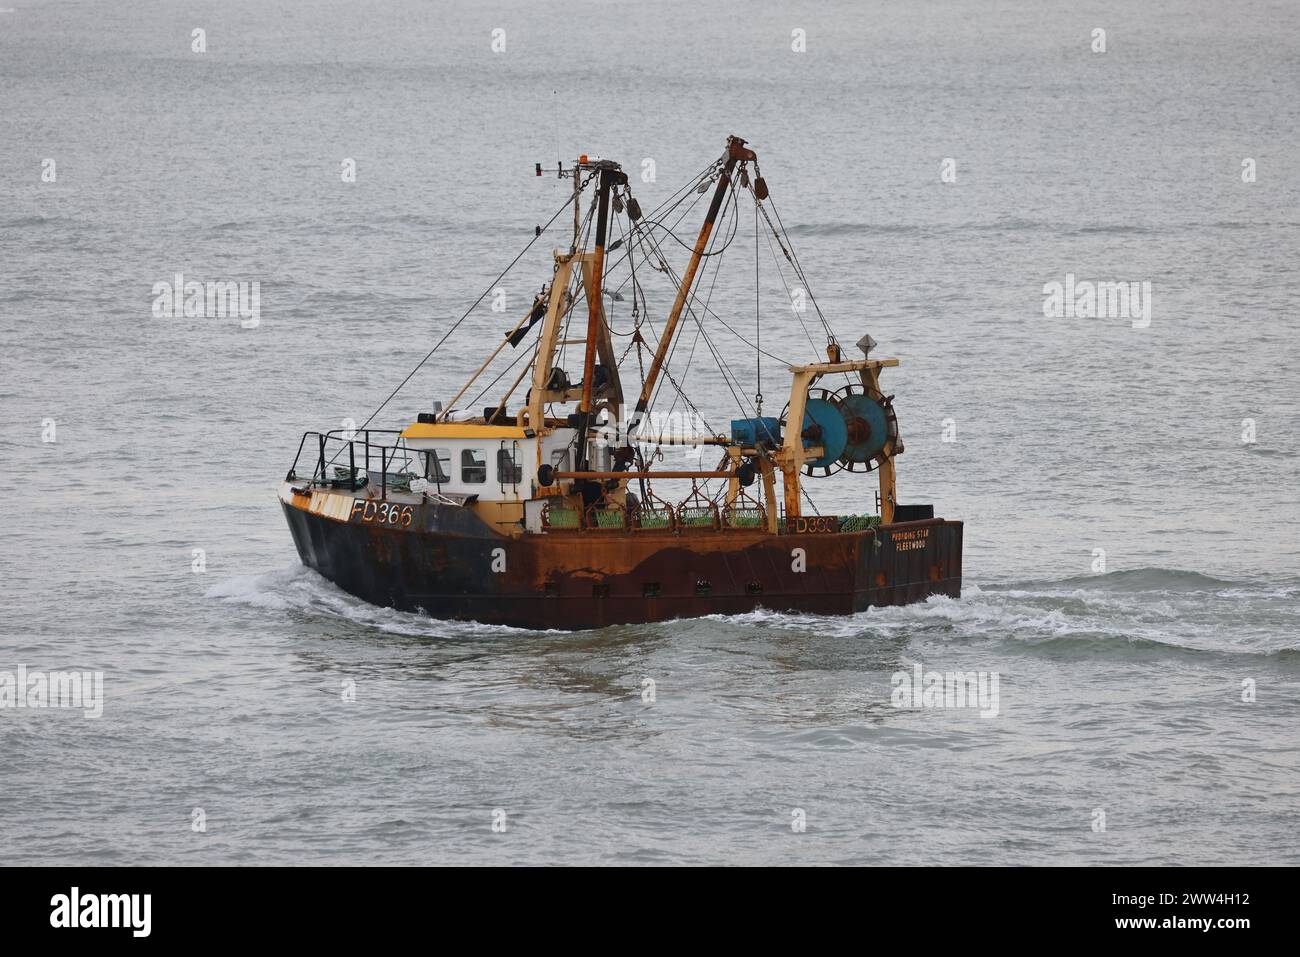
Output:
[540, 490, 768, 533]
[285, 429, 416, 499]
[538, 497, 882, 534]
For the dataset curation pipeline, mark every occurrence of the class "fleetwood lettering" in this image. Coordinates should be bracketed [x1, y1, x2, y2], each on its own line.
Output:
[892, 528, 929, 551]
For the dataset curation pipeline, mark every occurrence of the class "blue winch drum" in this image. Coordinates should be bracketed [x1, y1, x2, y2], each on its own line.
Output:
[838, 392, 889, 462]
[730, 416, 782, 448]
[801, 398, 848, 467]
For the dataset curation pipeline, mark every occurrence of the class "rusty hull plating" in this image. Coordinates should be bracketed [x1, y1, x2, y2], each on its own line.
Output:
[280, 483, 962, 630]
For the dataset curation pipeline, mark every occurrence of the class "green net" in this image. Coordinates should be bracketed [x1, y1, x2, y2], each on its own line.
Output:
[837, 514, 882, 533]
[637, 509, 673, 529]
[546, 508, 580, 528]
[727, 508, 765, 527]
[589, 509, 626, 529]
[678, 508, 716, 528]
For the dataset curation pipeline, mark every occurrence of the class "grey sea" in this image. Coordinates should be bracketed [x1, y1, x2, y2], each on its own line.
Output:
[2, 0, 1298, 865]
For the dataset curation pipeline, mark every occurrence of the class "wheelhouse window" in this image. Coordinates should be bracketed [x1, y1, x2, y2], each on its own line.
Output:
[425, 448, 451, 484]
[461, 448, 487, 484]
[497, 446, 522, 485]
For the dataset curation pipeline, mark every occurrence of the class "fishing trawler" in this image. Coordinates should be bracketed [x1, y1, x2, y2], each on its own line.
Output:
[279, 136, 962, 629]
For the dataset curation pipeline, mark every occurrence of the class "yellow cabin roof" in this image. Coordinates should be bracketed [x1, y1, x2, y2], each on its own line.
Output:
[400, 422, 530, 440]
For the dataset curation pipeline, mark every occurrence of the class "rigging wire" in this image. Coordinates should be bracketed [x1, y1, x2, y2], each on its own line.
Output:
[603, 158, 835, 514]
[764, 190, 838, 345]
[352, 150, 837, 516]
[356, 189, 578, 431]
[687, 212, 757, 424]
[507, 160, 717, 430]
[755, 194, 824, 361]
[469, 335, 538, 410]
[754, 196, 762, 414]
[620, 175, 791, 367]
[643, 175, 773, 499]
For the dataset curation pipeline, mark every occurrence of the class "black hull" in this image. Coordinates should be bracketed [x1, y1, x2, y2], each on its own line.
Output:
[281, 494, 962, 630]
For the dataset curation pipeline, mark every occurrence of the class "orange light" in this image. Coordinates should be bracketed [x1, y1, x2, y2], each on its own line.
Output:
[579, 154, 588, 164]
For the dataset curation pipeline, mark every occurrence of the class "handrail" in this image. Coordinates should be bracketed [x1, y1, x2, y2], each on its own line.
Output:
[554, 470, 731, 480]
[285, 429, 414, 499]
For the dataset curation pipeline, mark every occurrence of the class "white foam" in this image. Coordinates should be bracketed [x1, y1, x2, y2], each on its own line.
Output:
[206, 565, 1297, 653]
[206, 564, 549, 639]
